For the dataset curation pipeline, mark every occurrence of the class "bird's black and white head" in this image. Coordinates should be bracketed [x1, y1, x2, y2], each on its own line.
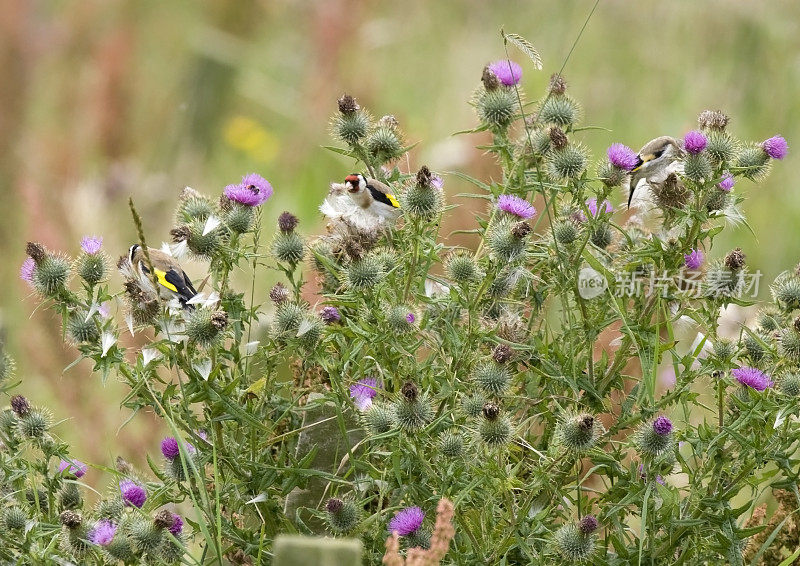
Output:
[633, 136, 684, 173]
[128, 244, 140, 264]
[344, 173, 367, 194]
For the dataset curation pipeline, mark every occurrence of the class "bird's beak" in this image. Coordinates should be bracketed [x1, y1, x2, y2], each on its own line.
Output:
[631, 155, 645, 172]
[344, 175, 360, 192]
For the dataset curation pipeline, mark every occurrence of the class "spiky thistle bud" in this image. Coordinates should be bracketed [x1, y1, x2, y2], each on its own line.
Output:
[683, 152, 713, 183]
[546, 144, 588, 180]
[698, 109, 729, 131]
[26, 242, 70, 297]
[185, 308, 228, 348]
[539, 96, 580, 127]
[177, 187, 216, 224]
[705, 131, 737, 165]
[476, 88, 516, 130]
[326, 498, 360, 533]
[743, 332, 768, 363]
[10, 395, 30, 417]
[366, 125, 404, 163]
[278, 211, 299, 234]
[597, 160, 625, 188]
[0, 351, 15, 384]
[725, 248, 746, 271]
[492, 344, 513, 364]
[439, 430, 465, 459]
[479, 403, 512, 446]
[635, 416, 674, 456]
[95, 498, 124, 523]
[333, 94, 370, 145]
[402, 167, 443, 219]
[472, 361, 511, 395]
[130, 517, 165, 555]
[386, 306, 416, 334]
[461, 394, 488, 418]
[555, 413, 603, 454]
[406, 528, 432, 550]
[590, 225, 613, 249]
[553, 522, 596, 561]
[75, 239, 108, 286]
[481, 65, 500, 91]
[394, 383, 432, 432]
[17, 407, 52, 439]
[529, 128, 552, 156]
[778, 328, 800, 363]
[548, 126, 569, 150]
[274, 302, 304, 337]
[780, 373, 800, 397]
[772, 273, 800, 312]
[487, 222, 527, 262]
[59, 482, 83, 511]
[363, 402, 396, 435]
[549, 73, 567, 95]
[553, 220, 579, 244]
[713, 338, 736, 361]
[272, 232, 305, 265]
[446, 252, 480, 285]
[3, 507, 26, 531]
[347, 255, 384, 289]
[223, 200, 255, 234]
[736, 145, 770, 180]
[756, 307, 782, 333]
[67, 310, 100, 344]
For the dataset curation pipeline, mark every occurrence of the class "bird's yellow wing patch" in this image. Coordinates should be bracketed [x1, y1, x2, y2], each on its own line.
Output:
[386, 193, 400, 208]
[154, 268, 178, 293]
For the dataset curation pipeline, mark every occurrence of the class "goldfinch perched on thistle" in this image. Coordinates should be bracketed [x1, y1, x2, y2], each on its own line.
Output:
[343, 173, 402, 221]
[127, 244, 197, 308]
[627, 136, 685, 207]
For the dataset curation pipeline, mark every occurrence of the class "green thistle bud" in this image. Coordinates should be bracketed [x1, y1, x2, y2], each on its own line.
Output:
[683, 153, 713, 183]
[366, 126, 403, 163]
[59, 482, 83, 511]
[538, 96, 580, 127]
[0, 351, 16, 383]
[461, 394, 487, 418]
[406, 528, 432, 550]
[106, 534, 136, 562]
[3, 507, 26, 531]
[402, 178, 443, 219]
[95, 498, 124, 523]
[479, 403, 512, 446]
[439, 430, 465, 458]
[176, 218, 223, 258]
[757, 306, 782, 333]
[736, 145, 770, 180]
[555, 413, 602, 454]
[60, 510, 89, 556]
[705, 131, 737, 165]
[32, 254, 71, 297]
[778, 328, 800, 363]
[223, 201, 255, 234]
[0, 409, 17, 442]
[309, 239, 336, 274]
[780, 373, 800, 397]
[185, 309, 228, 349]
[546, 145, 588, 181]
[529, 128, 552, 156]
[332, 107, 371, 145]
[17, 408, 52, 439]
[590, 225, 613, 249]
[597, 160, 626, 188]
[705, 188, 728, 213]
[27, 487, 49, 513]
[297, 315, 323, 349]
[634, 417, 674, 457]
[176, 187, 215, 223]
[712, 338, 736, 361]
[772, 273, 800, 311]
[347, 256, 384, 289]
[274, 303, 305, 336]
[476, 88, 516, 130]
[325, 498, 360, 533]
[159, 535, 185, 564]
[372, 248, 399, 276]
[553, 523, 595, 561]
[488, 222, 527, 263]
[131, 518, 164, 555]
[75, 252, 108, 286]
[473, 361, 511, 395]
[743, 332, 768, 363]
[169, 456, 188, 482]
[273, 232, 305, 265]
[705, 263, 744, 298]
[553, 220, 579, 245]
[67, 310, 100, 344]
[394, 383, 432, 432]
[386, 306, 416, 334]
[363, 402, 396, 435]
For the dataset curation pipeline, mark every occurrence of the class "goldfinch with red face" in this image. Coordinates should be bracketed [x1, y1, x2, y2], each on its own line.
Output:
[343, 173, 401, 221]
[128, 244, 197, 308]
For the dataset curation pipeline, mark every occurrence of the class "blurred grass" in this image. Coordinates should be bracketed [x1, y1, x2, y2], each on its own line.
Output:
[1, 0, 798, 483]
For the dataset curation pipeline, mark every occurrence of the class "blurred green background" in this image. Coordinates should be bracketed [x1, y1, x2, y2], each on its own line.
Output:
[2, 0, 798, 480]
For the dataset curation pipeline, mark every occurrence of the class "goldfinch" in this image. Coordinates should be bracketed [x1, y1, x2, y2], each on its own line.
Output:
[343, 173, 401, 221]
[128, 244, 197, 307]
[627, 136, 685, 207]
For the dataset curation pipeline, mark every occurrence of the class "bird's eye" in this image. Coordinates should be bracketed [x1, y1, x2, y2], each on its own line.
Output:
[654, 150, 664, 158]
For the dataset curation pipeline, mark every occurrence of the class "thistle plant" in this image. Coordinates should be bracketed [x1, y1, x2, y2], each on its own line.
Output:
[11, 32, 799, 565]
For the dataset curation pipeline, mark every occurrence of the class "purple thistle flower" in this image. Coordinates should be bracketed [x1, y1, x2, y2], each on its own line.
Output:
[684, 249, 704, 270]
[168, 513, 184, 536]
[578, 515, 599, 534]
[406, 313, 416, 324]
[320, 306, 341, 324]
[98, 302, 111, 319]
[388, 506, 425, 536]
[431, 175, 444, 191]
[497, 194, 536, 219]
[762, 135, 788, 160]
[58, 459, 87, 478]
[732, 367, 773, 392]
[350, 377, 381, 411]
[718, 171, 735, 193]
[607, 143, 638, 171]
[20, 257, 35, 285]
[579, 197, 613, 222]
[652, 416, 673, 436]
[119, 479, 147, 508]
[223, 173, 273, 207]
[683, 130, 708, 154]
[487, 60, 522, 86]
[89, 520, 117, 546]
[80, 235, 103, 255]
[161, 437, 180, 460]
